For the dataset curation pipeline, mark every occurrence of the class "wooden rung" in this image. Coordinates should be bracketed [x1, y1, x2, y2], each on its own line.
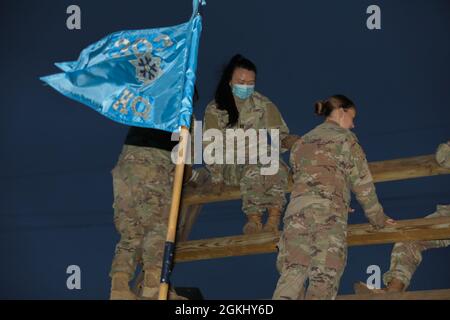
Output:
[337, 288, 450, 300]
[183, 154, 450, 206]
[174, 216, 450, 263]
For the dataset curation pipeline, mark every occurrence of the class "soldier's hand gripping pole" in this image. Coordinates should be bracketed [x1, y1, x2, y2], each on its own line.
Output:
[158, 126, 189, 300]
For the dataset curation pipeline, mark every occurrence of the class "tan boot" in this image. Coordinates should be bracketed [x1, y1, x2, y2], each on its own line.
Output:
[141, 267, 160, 300]
[263, 208, 281, 233]
[141, 267, 188, 300]
[243, 213, 263, 235]
[386, 278, 406, 293]
[168, 288, 189, 300]
[353, 282, 384, 294]
[110, 272, 137, 300]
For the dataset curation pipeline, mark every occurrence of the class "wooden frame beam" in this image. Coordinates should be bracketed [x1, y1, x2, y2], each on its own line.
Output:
[175, 216, 450, 263]
[183, 154, 450, 206]
[337, 288, 450, 300]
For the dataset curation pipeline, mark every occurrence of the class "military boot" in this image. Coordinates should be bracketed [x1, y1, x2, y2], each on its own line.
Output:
[355, 278, 405, 295]
[386, 278, 406, 292]
[141, 267, 188, 300]
[353, 281, 390, 294]
[141, 267, 159, 299]
[110, 272, 137, 300]
[243, 213, 263, 234]
[263, 208, 281, 232]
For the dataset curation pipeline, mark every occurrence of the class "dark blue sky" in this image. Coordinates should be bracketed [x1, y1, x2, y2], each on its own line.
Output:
[1, 0, 449, 299]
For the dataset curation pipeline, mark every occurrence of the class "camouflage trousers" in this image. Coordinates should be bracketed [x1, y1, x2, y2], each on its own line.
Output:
[273, 196, 348, 300]
[222, 161, 289, 216]
[110, 145, 175, 278]
[383, 204, 450, 288]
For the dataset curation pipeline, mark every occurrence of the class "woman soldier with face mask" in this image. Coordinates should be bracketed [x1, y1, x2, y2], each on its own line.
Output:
[203, 54, 300, 234]
[273, 95, 395, 300]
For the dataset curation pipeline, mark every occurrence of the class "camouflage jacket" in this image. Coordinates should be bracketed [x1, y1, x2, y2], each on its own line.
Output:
[290, 120, 387, 228]
[203, 91, 289, 184]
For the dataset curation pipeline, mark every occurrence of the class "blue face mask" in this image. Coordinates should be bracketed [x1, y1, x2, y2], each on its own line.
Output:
[232, 84, 255, 100]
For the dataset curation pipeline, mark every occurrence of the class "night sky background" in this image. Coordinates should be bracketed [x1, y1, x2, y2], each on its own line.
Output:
[1, 0, 449, 299]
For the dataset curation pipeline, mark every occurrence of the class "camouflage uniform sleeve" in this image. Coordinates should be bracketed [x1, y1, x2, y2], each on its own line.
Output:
[264, 99, 290, 153]
[436, 141, 450, 169]
[203, 103, 225, 184]
[346, 136, 387, 229]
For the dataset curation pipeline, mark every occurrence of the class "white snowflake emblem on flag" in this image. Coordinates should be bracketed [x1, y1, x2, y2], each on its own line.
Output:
[130, 52, 162, 85]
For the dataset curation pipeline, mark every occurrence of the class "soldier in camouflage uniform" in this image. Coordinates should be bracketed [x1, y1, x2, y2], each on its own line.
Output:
[110, 115, 198, 300]
[273, 95, 394, 300]
[204, 54, 299, 234]
[110, 145, 175, 300]
[356, 141, 450, 294]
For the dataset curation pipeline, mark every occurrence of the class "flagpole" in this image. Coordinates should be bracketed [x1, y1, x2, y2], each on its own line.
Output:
[158, 125, 190, 300]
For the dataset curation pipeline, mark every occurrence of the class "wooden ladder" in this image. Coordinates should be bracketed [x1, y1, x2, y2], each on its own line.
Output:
[173, 154, 450, 299]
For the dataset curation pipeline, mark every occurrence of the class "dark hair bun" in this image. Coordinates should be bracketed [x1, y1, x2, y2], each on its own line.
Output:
[314, 95, 355, 117]
[315, 100, 326, 116]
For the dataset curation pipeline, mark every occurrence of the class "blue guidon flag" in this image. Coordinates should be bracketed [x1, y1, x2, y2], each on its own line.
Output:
[41, 0, 205, 133]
